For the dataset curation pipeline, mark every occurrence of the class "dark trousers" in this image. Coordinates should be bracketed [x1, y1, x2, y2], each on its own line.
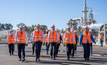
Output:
[32, 44, 35, 54]
[45, 43, 50, 54]
[34, 41, 42, 59]
[74, 44, 77, 51]
[68, 44, 75, 57]
[90, 43, 92, 55]
[50, 42, 57, 58]
[8, 44, 14, 55]
[82, 43, 91, 60]
[100, 39, 103, 46]
[18, 44, 25, 59]
[56, 43, 60, 55]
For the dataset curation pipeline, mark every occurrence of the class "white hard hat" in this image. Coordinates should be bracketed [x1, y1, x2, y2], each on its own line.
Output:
[51, 24, 55, 27]
[10, 29, 13, 32]
[89, 29, 92, 32]
[71, 28, 74, 31]
[34, 26, 36, 29]
[36, 24, 40, 26]
[74, 30, 77, 32]
[66, 26, 70, 28]
[19, 24, 24, 28]
[84, 26, 88, 28]
[46, 30, 48, 32]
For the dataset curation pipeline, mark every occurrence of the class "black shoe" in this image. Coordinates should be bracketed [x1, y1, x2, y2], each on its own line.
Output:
[38, 58, 40, 61]
[36, 58, 37, 62]
[32, 53, 34, 55]
[12, 53, 14, 55]
[19, 58, 21, 61]
[67, 58, 69, 60]
[53, 57, 56, 60]
[50, 56, 52, 59]
[22, 59, 25, 62]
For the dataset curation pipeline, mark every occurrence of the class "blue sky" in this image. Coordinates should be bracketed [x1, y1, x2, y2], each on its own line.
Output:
[0, 0, 107, 30]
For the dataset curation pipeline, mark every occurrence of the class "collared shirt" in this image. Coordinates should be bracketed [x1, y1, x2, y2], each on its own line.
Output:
[15, 30, 28, 44]
[32, 29, 45, 42]
[48, 30, 59, 43]
[79, 32, 95, 44]
[31, 31, 34, 42]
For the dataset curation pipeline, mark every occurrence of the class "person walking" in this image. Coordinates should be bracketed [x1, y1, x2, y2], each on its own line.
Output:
[48, 24, 58, 60]
[6, 29, 15, 56]
[16, 24, 28, 62]
[33, 24, 45, 62]
[80, 26, 96, 61]
[100, 33, 103, 47]
[56, 28, 62, 56]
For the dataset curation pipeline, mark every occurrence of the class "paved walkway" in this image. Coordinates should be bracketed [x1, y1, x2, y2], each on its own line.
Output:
[0, 42, 107, 65]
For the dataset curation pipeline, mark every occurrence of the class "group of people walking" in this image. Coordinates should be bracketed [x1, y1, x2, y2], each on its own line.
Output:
[6, 24, 96, 62]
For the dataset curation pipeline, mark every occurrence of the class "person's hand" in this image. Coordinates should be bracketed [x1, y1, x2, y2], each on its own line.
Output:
[73, 42, 75, 44]
[94, 42, 96, 44]
[80, 44, 82, 46]
[42, 41, 45, 46]
[63, 43, 65, 47]
[17, 43, 19, 46]
[15, 42, 18, 44]
[32, 42, 34, 45]
[57, 41, 58, 44]
[47, 42, 49, 45]
[26, 44, 28, 46]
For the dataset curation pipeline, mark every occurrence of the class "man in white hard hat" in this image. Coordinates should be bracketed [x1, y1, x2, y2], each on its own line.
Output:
[31, 26, 36, 55]
[63, 26, 74, 60]
[80, 26, 96, 61]
[48, 24, 58, 60]
[33, 24, 45, 62]
[6, 29, 15, 56]
[56, 28, 62, 56]
[16, 24, 28, 62]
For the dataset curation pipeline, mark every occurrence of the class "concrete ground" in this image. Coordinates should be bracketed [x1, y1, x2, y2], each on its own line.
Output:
[0, 42, 107, 65]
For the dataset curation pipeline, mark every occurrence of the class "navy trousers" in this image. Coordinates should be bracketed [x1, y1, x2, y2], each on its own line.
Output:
[82, 43, 91, 60]
[100, 39, 103, 46]
[34, 41, 42, 59]
[56, 43, 60, 56]
[18, 44, 25, 59]
[50, 42, 57, 58]
[8, 44, 14, 55]
[32, 44, 35, 54]
[45, 43, 50, 54]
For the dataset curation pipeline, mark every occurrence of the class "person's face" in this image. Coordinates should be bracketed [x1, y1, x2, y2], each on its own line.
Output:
[46, 31, 48, 34]
[67, 28, 70, 32]
[10, 31, 13, 34]
[20, 28, 23, 31]
[56, 29, 58, 32]
[51, 27, 55, 31]
[84, 28, 88, 32]
[36, 26, 40, 30]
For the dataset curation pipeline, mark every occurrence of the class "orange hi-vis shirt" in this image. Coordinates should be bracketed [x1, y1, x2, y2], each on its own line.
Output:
[58, 32, 61, 43]
[49, 31, 57, 43]
[64, 32, 73, 44]
[82, 31, 92, 44]
[8, 34, 15, 44]
[45, 34, 48, 43]
[17, 30, 26, 44]
[34, 30, 43, 42]
[100, 34, 103, 40]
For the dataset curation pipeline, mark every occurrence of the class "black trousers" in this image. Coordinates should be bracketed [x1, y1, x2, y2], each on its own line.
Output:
[50, 42, 57, 58]
[45, 43, 50, 54]
[8, 44, 14, 55]
[18, 44, 25, 59]
[56, 43, 60, 55]
[32, 44, 35, 54]
[34, 41, 42, 59]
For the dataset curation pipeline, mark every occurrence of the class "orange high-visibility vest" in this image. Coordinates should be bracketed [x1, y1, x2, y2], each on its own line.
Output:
[8, 34, 15, 44]
[49, 31, 57, 43]
[64, 32, 73, 44]
[17, 31, 26, 44]
[34, 30, 43, 42]
[100, 34, 103, 39]
[58, 32, 61, 43]
[82, 31, 92, 44]
[45, 34, 48, 43]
